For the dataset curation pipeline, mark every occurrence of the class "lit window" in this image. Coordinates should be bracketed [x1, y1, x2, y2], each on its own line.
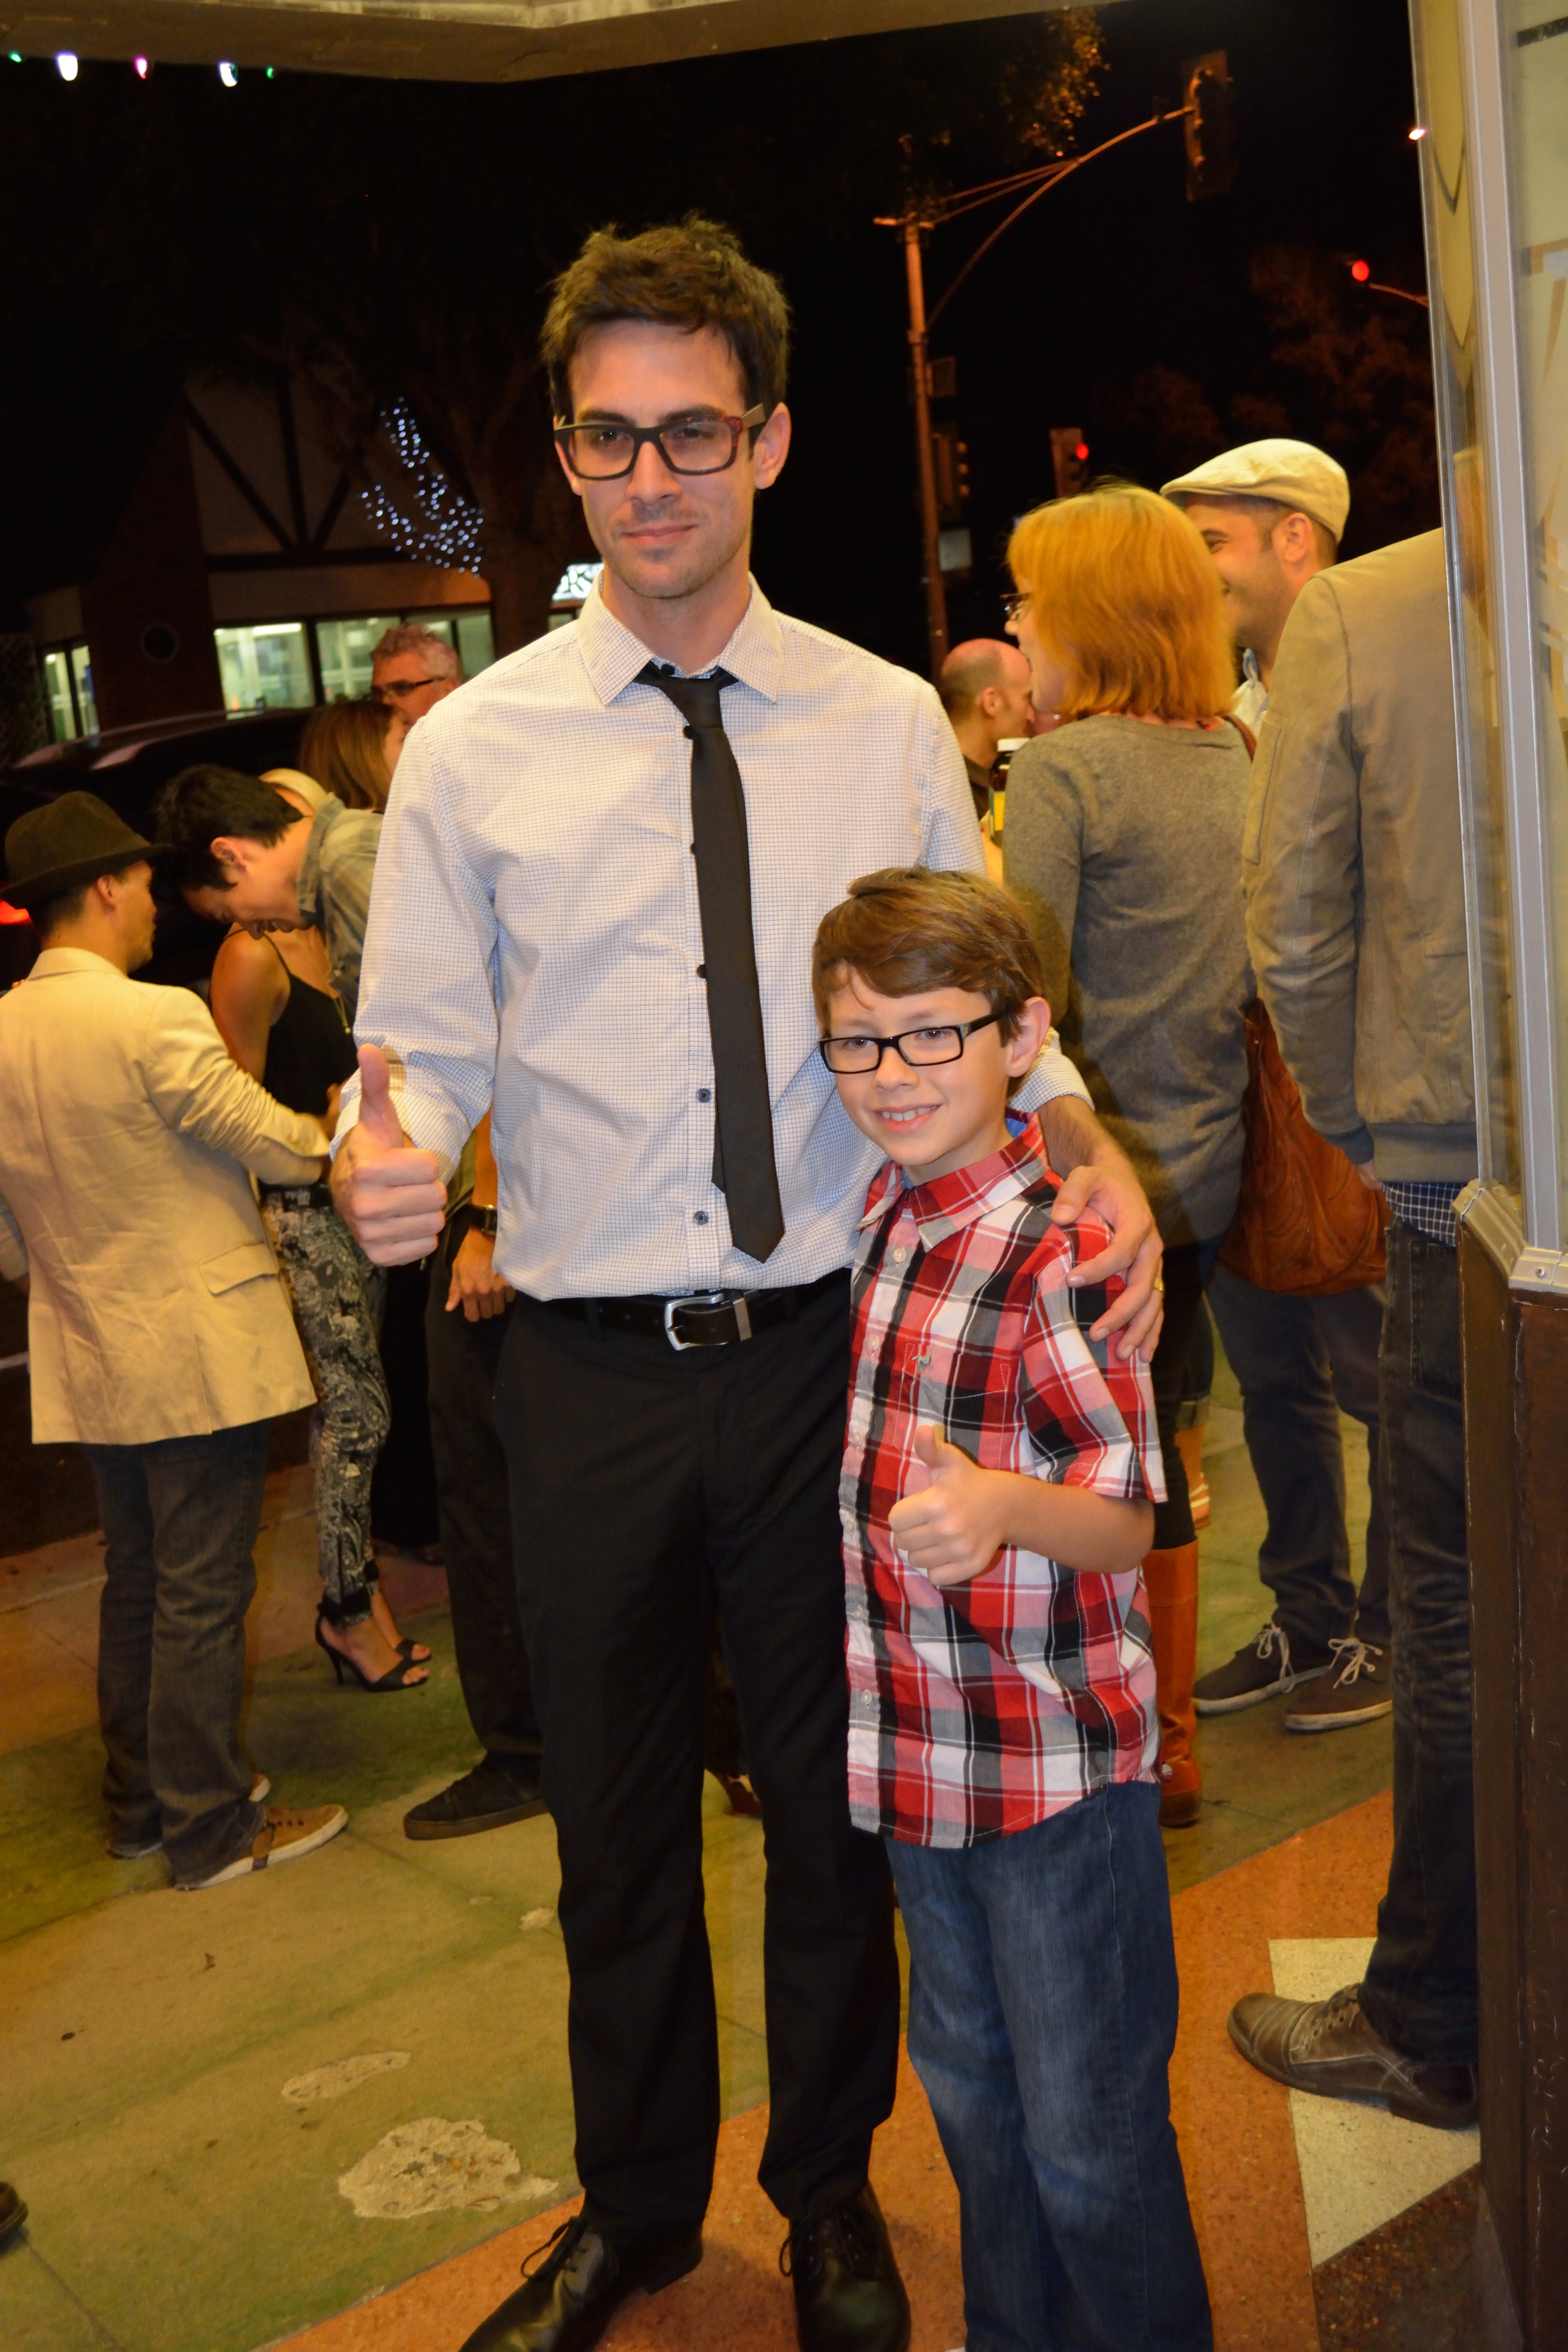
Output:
[41, 650, 77, 742]
[454, 609, 495, 677]
[315, 615, 401, 702]
[70, 644, 97, 735]
[214, 623, 312, 715]
[553, 562, 603, 606]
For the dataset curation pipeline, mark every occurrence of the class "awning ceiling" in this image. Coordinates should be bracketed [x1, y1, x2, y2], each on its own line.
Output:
[0, 1, 1119, 83]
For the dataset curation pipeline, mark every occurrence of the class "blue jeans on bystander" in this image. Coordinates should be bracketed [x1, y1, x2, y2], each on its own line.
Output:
[888, 1782, 1212, 2352]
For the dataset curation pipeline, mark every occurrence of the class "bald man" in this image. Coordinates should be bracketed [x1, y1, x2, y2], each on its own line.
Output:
[937, 638, 1036, 819]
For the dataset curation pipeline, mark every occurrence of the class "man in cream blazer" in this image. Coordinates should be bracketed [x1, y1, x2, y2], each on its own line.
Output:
[0, 795, 350, 1891]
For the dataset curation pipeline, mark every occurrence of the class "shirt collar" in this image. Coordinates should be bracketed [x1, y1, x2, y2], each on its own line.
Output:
[576, 573, 783, 708]
[20, 946, 125, 980]
[859, 1116, 1053, 1245]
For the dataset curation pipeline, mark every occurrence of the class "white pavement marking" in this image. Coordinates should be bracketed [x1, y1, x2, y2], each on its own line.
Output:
[1269, 1936, 1479, 2265]
[0, 1574, 107, 1615]
[282, 2051, 411, 2105]
[338, 2117, 556, 2219]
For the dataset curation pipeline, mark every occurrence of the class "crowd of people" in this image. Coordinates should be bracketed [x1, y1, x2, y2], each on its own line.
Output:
[0, 215, 1479, 2352]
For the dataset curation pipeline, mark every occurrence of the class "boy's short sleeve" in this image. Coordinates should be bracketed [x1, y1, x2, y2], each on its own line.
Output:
[1018, 1218, 1166, 1506]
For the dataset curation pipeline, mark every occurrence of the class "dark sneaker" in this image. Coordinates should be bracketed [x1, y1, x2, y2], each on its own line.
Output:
[404, 1758, 547, 1842]
[1228, 1983, 1477, 2128]
[0, 2180, 27, 2248]
[1284, 1637, 1392, 1731]
[784, 2184, 911, 2352]
[1192, 1618, 1334, 1715]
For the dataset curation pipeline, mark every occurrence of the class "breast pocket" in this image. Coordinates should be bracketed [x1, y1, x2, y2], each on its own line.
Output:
[1243, 717, 1283, 867]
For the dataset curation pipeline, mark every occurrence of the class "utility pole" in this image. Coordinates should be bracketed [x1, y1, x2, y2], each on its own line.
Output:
[904, 221, 949, 674]
[880, 63, 1232, 681]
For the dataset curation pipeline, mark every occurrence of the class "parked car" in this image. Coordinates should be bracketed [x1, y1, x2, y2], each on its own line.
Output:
[0, 706, 311, 988]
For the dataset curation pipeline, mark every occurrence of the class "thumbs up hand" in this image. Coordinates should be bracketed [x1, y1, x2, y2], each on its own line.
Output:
[887, 1424, 1011, 1589]
[330, 1044, 448, 1265]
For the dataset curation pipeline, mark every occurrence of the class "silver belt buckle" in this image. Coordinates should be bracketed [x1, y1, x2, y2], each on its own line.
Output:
[663, 1290, 753, 1351]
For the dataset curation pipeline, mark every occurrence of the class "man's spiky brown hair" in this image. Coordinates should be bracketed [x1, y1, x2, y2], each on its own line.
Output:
[541, 215, 790, 420]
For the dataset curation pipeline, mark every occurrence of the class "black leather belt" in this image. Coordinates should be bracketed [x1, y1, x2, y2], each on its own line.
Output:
[259, 1181, 336, 1212]
[543, 1267, 848, 1351]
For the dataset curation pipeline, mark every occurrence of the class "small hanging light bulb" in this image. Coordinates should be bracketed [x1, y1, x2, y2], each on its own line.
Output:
[218, 60, 238, 86]
[133, 55, 151, 78]
[56, 51, 78, 80]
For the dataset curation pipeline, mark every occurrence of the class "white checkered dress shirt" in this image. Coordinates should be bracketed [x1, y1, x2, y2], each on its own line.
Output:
[344, 579, 1090, 1301]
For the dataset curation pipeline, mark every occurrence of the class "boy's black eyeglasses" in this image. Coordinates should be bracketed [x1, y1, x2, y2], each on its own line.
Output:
[554, 407, 768, 480]
[818, 1014, 1002, 1075]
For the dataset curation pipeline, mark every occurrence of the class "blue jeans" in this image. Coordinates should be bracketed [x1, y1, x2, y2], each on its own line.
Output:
[85, 1420, 270, 1886]
[1207, 1270, 1390, 1651]
[889, 1786, 1212, 2352]
[1357, 1224, 1476, 2063]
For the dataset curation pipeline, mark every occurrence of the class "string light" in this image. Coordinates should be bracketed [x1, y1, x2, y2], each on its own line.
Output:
[133, 56, 150, 78]
[1409, 125, 1428, 141]
[361, 402, 484, 568]
[218, 60, 237, 85]
[1351, 259, 1371, 283]
[56, 51, 78, 80]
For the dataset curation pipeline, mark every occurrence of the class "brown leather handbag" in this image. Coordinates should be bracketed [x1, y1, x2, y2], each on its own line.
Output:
[1217, 1000, 1388, 1296]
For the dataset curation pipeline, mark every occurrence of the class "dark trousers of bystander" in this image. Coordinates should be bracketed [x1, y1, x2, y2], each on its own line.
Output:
[492, 1275, 899, 2243]
[1207, 1270, 1389, 1651]
[1357, 1223, 1477, 2065]
[85, 1419, 270, 1886]
[423, 1260, 541, 1770]
[1146, 1240, 1225, 1550]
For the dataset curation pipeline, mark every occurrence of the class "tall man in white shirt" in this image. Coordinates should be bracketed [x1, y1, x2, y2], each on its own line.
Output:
[332, 220, 1162, 2352]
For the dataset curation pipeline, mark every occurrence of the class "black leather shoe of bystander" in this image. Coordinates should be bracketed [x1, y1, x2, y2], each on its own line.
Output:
[782, 2184, 911, 2352]
[404, 1757, 548, 1841]
[459, 2210, 702, 2352]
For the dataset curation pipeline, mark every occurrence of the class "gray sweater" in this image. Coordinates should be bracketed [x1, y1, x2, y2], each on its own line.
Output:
[1004, 715, 1253, 1245]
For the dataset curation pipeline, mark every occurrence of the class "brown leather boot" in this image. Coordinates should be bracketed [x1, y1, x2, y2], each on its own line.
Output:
[1142, 1543, 1203, 1828]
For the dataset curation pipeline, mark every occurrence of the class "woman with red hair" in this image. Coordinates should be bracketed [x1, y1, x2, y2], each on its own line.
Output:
[1004, 480, 1253, 1830]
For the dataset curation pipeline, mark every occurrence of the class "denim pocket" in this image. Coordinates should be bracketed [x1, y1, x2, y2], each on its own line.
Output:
[1402, 1228, 1462, 1401]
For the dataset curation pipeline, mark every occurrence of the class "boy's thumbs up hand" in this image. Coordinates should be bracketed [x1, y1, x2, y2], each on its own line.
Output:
[887, 1423, 1009, 1589]
[330, 1044, 448, 1265]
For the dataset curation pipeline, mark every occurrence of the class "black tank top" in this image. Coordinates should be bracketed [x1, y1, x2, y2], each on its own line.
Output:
[261, 942, 358, 1116]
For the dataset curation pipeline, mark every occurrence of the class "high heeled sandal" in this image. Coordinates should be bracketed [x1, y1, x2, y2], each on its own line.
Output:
[315, 1610, 427, 1693]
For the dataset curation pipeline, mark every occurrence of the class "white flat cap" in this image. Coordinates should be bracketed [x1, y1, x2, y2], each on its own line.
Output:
[1161, 438, 1350, 541]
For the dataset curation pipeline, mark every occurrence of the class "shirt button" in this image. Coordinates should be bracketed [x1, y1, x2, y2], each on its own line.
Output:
[893, 1247, 908, 1263]
[693, 1210, 710, 1225]
[696, 1087, 712, 1103]
[696, 962, 707, 979]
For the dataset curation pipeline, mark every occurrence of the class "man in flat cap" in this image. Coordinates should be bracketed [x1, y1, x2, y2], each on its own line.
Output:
[0, 795, 350, 1891]
[1163, 441, 1393, 1742]
[1164, 437, 1350, 735]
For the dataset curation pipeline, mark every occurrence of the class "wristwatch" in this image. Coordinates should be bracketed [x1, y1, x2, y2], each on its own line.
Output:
[444, 1201, 499, 1262]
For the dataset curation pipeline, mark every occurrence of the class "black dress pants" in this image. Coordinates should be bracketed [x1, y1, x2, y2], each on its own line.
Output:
[424, 1258, 541, 1768]
[493, 1275, 899, 2243]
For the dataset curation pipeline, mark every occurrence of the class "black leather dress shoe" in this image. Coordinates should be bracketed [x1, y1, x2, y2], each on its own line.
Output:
[459, 2211, 702, 2352]
[784, 2185, 911, 2352]
[404, 1757, 548, 1841]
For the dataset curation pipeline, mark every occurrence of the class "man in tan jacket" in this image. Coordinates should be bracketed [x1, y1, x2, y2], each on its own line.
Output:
[1224, 531, 1481, 2130]
[0, 795, 350, 1891]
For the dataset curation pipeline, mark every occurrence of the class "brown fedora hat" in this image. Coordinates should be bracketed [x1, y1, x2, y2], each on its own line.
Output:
[2, 793, 172, 913]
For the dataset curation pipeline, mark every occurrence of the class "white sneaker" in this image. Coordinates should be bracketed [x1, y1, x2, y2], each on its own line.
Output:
[183, 1804, 347, 1890]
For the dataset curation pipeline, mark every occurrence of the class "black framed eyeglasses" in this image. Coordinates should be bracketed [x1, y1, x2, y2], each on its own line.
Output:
[818, 1014, 1002, 1076]
[554, 406, 768, 480]
[375, 677, 441, 700]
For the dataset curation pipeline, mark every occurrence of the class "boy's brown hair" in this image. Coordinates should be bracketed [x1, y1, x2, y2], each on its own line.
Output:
[812, 867, 1047, 1047]
[541, 216, 791, 421]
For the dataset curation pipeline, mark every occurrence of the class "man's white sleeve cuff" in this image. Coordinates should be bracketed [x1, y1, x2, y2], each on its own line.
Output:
[1013, 1032, 1091, 1113]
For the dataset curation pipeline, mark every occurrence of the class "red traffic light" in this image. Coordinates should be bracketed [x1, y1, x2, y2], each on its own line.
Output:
[1351, 259, 1371, 282]
[1075, 441, 1089, 463]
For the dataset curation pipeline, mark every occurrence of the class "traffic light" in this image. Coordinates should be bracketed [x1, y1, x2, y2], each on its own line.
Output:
[1050, 428, 1089, 501]
[932, 428, 970, 524]
[1183, 51, 1236, 201]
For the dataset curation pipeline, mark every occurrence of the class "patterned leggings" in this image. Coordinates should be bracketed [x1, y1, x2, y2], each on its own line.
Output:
[261, 1200, 390, 1627]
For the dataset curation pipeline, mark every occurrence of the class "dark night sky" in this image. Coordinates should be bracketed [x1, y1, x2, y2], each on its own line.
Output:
[3, 0, 1430, 674]
[750, 0, 1430, 665]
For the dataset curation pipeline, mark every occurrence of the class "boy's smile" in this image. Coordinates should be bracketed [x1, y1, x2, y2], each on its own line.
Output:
[824, 975, 1050, 1184]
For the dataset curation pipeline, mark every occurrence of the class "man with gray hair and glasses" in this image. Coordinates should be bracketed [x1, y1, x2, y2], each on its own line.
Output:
[371, 622, 463, 726]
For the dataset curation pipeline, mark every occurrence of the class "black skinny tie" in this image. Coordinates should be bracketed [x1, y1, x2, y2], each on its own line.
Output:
[639, 661, 786, 1264]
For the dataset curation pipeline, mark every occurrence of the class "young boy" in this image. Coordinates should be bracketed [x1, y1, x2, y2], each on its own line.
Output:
[815, 866, 1212, 2352]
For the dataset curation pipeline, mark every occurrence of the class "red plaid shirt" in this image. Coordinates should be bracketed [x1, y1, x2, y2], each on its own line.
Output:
[841, 1118, 1164, 1847]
